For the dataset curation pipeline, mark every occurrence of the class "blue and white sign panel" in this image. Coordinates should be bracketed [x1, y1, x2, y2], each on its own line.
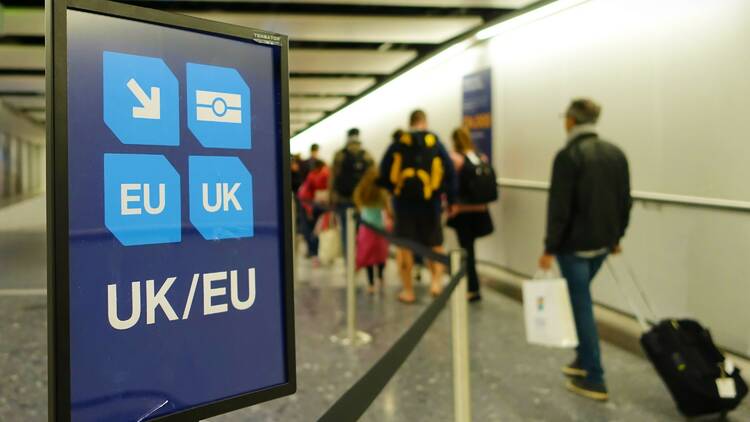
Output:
[187, 63, 252, 150]
[103, 51, 180, 147]
[62, 6, 292, 421]
[462, 68, 493, 160]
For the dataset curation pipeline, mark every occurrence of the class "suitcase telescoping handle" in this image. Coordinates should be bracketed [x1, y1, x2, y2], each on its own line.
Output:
[604, 258, 658, 332]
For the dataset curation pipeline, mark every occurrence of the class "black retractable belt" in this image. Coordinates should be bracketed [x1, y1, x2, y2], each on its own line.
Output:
[317, 265, 466, 422]
[356, 216, 451, 267]
[308, 209, 466, 421]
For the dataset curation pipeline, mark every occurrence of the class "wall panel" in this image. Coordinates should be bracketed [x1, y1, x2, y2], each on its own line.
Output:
[291, 0, 750, 355]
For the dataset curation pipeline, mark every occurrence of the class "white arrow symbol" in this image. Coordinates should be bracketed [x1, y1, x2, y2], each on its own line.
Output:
[126, 78, 161, 120]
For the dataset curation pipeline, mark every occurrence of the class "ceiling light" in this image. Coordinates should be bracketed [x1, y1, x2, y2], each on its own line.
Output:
[416, 40, 472, 71]
[475, 0, 590, 41]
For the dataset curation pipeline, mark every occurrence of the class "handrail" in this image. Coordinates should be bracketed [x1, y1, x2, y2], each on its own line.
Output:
[498, 178, 750, 213]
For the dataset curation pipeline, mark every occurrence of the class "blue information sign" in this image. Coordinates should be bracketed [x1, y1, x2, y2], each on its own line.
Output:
[102, 51, 180, 147]
[186, 63, 252, 150]
[48, 1, 294, 421]
[462, 69, 493, 160]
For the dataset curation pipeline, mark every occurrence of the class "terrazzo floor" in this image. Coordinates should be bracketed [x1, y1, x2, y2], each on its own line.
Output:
[1, 196, 749, 421]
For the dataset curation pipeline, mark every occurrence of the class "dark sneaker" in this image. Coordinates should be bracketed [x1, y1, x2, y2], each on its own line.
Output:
[562, 359, 587, 378]
[467, 292, 482, 303]
[566, 378, 608, 402]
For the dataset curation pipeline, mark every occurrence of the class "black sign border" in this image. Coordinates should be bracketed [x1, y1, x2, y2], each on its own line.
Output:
[46, 0, 296, 420]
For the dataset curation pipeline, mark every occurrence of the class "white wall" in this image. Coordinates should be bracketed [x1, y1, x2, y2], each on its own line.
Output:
[292, 0, 750, 356]
[291, 43, 478, 158]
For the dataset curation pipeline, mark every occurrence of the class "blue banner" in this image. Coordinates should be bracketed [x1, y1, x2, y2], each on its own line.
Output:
[66, 9, 289, 421]
[462, 69, 493, 160]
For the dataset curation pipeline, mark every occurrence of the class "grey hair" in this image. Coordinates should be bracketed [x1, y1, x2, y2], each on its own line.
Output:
[566, 98, 601, 125]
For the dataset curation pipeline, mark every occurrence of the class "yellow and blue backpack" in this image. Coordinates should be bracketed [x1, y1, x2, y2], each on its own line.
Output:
[389, 131, 444, 201]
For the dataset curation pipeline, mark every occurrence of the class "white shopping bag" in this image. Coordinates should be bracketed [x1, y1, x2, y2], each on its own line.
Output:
[316, 212, 341, 265]
[523, 273, 578, 348]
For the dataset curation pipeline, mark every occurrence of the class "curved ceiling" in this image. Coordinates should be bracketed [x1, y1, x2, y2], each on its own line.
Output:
[0, 0, 533, 132]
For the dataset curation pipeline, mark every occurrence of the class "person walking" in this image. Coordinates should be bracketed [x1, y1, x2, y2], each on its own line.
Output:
[539, 98, 632, 402]
[447, 127, 495, 302]
[291, 154, 304, 193]
[353, 167, 391, 294]
[300, 143, 321, 182]
[297, 144, 322, 252]
[379, 109, 457, 304]
[297, 159, 330, 265]
[329, 128, 374, 260]
[391, 128, 425, 283]
[291, 154, 305, 238]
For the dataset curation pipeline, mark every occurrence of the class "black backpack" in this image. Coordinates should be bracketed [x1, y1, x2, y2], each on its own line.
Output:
[334, 149, 368, 198]
[390, 131, 442, 201]
[459, 153, 498, 204]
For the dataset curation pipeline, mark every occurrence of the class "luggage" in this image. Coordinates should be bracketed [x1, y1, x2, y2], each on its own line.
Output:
[459, 152, 498, 203]
[334, 149, 368, 198]
[641, 319, 748, 417]
[522, 272, 578, 348]
[315, 212, 341, 265]
[606, 260, 748, 417]
[389, 131, 442, 201]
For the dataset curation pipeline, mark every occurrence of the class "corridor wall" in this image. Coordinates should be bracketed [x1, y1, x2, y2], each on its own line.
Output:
[291, 0, 750, 356]
[0, 102, 45, 200]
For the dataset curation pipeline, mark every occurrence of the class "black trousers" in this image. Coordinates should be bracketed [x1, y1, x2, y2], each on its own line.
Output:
[365, 264, 385, 286]
[457, 231, 480, 294]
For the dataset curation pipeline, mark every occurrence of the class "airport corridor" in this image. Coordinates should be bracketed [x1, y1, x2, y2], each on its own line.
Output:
[3, 0, 750, 419]
[2, 197, 748, 421]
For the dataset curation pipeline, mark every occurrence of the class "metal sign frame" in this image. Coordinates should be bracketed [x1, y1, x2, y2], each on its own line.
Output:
[46, 0, 295, 420]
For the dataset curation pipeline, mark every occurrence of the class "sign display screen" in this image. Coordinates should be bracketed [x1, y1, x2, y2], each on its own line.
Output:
[49, 2, 294, 420]
[462, 68, 493, 160]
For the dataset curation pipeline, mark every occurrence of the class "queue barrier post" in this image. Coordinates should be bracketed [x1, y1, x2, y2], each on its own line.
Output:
[317, 238, 470, 421]
[346, 207, 356, 342]
[331, 207, 372, 347]
[450, 249, 472, 422]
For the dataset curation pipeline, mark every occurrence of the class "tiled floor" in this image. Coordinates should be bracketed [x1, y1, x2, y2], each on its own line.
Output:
[1, 197, 748, 421]
[214, 260, 750, 422]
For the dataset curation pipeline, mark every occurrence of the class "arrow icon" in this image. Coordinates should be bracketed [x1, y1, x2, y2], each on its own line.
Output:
[126, 78, 161, 120]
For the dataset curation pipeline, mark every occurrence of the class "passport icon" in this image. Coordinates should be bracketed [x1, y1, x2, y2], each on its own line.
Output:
[195, 90, 243, 124]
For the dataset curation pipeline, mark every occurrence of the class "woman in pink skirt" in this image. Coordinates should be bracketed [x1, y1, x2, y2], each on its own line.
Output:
[353, 167, 392, 293]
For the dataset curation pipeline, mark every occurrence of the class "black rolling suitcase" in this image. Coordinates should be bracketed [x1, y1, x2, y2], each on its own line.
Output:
[606, 260, 748, 417]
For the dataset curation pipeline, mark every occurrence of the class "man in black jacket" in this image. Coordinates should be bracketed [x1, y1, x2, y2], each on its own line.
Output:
[539, 98, 632, 402]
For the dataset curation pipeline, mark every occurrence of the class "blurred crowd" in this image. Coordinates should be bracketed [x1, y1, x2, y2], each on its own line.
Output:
[290, 99, 633, 402]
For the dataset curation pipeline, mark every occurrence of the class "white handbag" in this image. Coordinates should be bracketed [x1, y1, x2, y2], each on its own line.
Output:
[523, 272, 579, 348]
[316, 212, 341, 265]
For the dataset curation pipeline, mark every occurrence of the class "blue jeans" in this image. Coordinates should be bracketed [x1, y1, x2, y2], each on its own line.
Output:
[303, 207, 323, 257]
[557, 253, 607, 384]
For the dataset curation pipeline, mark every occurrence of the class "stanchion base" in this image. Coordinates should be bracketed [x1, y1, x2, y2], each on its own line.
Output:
[330, 330, 372, 347]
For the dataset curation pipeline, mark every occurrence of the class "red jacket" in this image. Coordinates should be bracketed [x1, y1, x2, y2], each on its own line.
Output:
[297, 166, 329, 217]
